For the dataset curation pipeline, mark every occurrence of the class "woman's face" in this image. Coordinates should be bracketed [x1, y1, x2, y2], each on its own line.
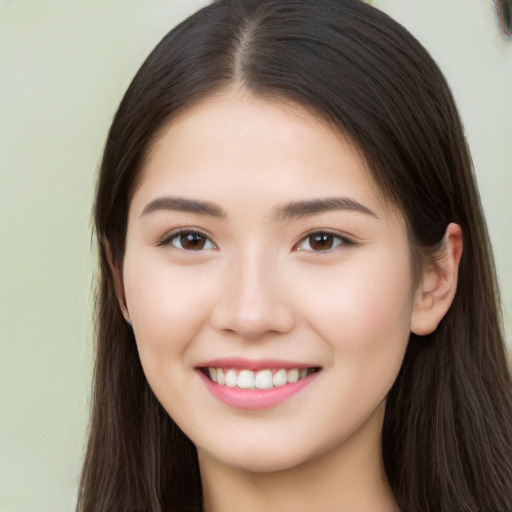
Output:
[121, 90, 416, 473]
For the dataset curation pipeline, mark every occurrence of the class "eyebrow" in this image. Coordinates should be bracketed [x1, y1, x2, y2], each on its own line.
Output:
[140, 195, 377, 221]
[271, 196, 378, 222]
[140, 196, 227, 218]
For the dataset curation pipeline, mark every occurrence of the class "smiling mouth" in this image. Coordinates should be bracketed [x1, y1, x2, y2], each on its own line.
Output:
[200, 367, 321, 390]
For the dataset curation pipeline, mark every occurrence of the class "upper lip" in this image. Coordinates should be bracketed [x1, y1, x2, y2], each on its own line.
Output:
[196, 357, 320, 370]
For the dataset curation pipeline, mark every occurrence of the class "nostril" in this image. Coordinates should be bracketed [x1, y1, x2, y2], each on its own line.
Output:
[210, 302, 295, 338]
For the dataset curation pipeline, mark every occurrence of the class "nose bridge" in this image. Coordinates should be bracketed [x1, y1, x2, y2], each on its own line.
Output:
[211, 244, 294, 337]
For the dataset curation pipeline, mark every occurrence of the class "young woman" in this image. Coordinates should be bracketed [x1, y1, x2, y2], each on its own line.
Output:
[77, 1, 512, 511]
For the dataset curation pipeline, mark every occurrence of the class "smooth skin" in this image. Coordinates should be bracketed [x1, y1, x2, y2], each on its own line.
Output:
[112, 88, 462, 512]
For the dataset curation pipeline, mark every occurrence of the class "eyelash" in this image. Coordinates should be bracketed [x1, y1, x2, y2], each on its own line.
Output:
[157, 229, 357, 253]
[293, 231, 357, 253]
[157, 229, 217, 252]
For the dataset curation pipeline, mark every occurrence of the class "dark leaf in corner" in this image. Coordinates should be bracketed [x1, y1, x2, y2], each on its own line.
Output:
[495, 0, 512, 37]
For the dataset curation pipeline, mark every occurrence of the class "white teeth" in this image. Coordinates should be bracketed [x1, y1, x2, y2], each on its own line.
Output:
[287, 368, 299, 383]
[204, 367, 316, 389]
[237, 369, 255, 389]
[225, 369, 238, 387]
[255, 369, 273, 390]
[272, 369, 287, 387]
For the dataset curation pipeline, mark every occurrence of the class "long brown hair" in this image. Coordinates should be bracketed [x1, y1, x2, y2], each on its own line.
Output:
[77, 1, 512, 510]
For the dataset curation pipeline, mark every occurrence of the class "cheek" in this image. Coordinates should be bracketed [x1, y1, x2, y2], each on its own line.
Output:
[122, 253, 214, 359]
[298, 248, 414, 363]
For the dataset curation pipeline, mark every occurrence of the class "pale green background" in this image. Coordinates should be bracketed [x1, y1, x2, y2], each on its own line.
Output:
[0, 1, 510, 510]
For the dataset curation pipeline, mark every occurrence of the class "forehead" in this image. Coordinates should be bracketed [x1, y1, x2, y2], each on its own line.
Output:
[131, 89, 388, 219]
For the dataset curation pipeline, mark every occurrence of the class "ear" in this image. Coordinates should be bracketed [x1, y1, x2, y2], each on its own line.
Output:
[411, 223, 463, 336]
[105, 243, 132, 325]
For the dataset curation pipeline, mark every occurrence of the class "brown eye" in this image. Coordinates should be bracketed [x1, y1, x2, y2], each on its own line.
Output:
[309, 233, 336, 251]
[180, 233, 208, 250]
[160, 231, 217, 251]
[295, 232, 352, 252]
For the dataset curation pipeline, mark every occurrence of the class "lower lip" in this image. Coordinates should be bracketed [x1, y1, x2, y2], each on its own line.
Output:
[198, 370, 319, 410]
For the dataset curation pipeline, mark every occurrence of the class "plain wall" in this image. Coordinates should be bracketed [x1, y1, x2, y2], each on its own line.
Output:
[0, 1, 510, 510]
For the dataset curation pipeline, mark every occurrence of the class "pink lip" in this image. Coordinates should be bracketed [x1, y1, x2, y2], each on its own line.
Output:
[197, 369, 319, 410]
[196, 357, 315, 370]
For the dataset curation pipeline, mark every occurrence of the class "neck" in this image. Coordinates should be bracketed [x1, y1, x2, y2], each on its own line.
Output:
[198, 404, 398, 512]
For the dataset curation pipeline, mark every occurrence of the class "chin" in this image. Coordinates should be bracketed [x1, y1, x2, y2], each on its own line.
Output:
[198, 435, 326, 474]
[231, 453, 306, 473]
[214, 453, 307, 474]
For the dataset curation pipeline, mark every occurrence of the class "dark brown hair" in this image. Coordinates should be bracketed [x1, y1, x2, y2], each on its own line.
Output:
[78, 1, 512, 511]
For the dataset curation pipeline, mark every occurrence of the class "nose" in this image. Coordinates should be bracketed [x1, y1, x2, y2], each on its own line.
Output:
[210, 250, 295, 339]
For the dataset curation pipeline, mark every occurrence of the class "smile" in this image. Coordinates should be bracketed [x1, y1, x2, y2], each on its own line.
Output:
[202, 367, 319, 390]
[197, 364, 321, 410]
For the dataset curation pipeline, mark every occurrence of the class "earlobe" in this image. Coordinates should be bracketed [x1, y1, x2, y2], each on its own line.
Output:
[105, 243, 132, 325]
[410, 223, 463, 336]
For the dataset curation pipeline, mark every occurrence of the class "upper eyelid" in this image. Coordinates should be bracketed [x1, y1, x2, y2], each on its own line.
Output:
[156, 227, 357, 249]
[290, 232, 355, 255]
[295, 228, 356, 244]
[157, 227, 216, 247]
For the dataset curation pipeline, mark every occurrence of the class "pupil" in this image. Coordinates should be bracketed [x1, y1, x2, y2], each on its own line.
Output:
[181, 233, 205, 250]
[310, 234, 333, 251]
